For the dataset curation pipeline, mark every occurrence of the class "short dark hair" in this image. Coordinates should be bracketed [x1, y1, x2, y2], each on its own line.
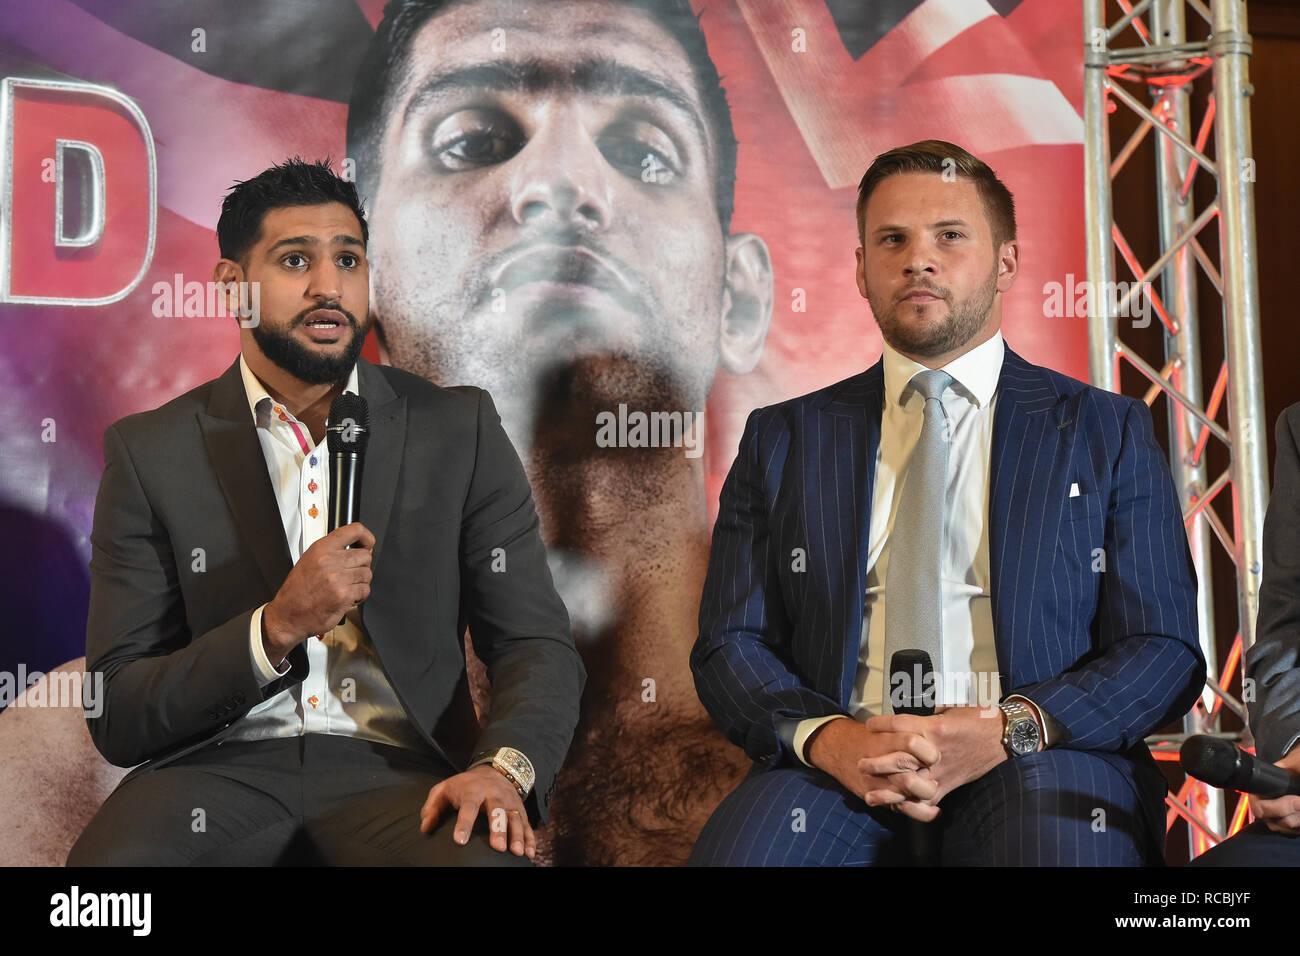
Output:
[856, 140, 1017, 249]
[346, 0, 739, 234]
[217, 158, 369, 265]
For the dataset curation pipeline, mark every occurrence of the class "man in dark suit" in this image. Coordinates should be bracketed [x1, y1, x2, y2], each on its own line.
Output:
[68, 159, 584, 866]
[689, 141, 1206, 866]
[1193, 401, 1300, 866]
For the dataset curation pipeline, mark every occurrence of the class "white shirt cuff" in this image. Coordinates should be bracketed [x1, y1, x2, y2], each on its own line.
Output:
[249, 604, 291, 685]
[791, 715, 849, 767]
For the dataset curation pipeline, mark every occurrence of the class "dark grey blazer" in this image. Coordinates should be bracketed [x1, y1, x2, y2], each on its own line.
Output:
[1249, 401, 1300, 765]
[84, 355, 584, 823]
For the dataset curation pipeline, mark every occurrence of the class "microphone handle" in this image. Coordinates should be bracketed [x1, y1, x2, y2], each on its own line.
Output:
[329, 451, 363, 625]
[895, 703, 939, 866]
[1238, 751, 1300, 799]
[329, 452, 362, 536]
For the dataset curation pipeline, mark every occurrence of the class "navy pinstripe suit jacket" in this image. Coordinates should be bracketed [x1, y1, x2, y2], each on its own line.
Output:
[692, 345, 1206, 778]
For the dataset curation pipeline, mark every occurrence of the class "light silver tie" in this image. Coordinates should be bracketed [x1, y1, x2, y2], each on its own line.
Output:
[883, 369, 952, 714]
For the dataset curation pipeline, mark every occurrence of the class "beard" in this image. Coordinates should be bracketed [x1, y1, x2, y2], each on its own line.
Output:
[253, 305, 369, 385]
[868, 265, 998, 359]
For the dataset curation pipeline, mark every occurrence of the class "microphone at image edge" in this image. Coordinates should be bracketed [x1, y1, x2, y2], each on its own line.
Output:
[327, 392, 370, 621]
[1180, 734, 1300, 799]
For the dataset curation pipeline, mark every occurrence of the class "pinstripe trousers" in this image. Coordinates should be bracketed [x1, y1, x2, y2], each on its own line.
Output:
[689, 747, 1167, 866]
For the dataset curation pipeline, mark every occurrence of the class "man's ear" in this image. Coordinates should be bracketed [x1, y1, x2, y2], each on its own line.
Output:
[718, 232, 774, 376]
[213, 258, 246, 321]
[996, 239, 1020, 294]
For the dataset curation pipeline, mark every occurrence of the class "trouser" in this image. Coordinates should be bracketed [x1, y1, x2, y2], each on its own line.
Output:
[688, 748, 1166, 866]
[67, 733, 531, 866]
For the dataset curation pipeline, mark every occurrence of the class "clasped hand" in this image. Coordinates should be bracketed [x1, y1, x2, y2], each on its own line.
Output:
[809, 706, 1008, 823]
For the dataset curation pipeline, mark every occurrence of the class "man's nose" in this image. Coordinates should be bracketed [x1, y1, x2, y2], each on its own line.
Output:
[307, 261, 343, 302]
[904, 248, 938, 277]
[508, 109, 613, 231]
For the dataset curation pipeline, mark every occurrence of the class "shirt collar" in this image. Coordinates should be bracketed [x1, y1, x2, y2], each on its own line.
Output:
[238, 353, 361, 425]
[882, 329, 1005, 409]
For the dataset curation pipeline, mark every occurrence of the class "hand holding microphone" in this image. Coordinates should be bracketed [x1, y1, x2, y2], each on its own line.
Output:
[262, 393, 373, 664]
[262, 522, 375, 662]
[1181, 735, 1300, 835]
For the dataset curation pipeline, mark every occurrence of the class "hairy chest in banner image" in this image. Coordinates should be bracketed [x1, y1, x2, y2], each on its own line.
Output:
[0, 0, 1085, 865]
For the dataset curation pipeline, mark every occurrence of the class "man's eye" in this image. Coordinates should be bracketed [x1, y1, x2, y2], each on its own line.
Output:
[598, 122, 681, 184]
[283, 253, 307, 268]
[882, 234, 902, 244]
[337, 253, 359, 268]
[439, 131, 520, 168]
[429, 112, 522, 171]
[941, 231, 964, 240]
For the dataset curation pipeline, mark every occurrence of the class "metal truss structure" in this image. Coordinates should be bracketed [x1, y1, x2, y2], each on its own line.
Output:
[1082, 0, 1267, 858]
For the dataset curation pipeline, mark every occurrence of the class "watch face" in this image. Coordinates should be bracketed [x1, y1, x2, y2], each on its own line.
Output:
[1010, 720, 1040, 755]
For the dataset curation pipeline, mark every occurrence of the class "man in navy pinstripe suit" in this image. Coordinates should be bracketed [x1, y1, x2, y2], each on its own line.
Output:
[689, 141, 1206, 866]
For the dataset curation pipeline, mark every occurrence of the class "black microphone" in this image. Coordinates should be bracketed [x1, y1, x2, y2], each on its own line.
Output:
[327, 393, 370, 624]
[1180, 735, 1300, 799]
[889, 650, 940, 866]
[327, 392, 369, 533]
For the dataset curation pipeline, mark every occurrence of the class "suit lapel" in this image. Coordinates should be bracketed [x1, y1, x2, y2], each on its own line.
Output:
[814, 362, 884, 707]
[199, 358, 294, 595]
[355, 359, 405, 575]
[988, 348, 1066, 679]
[196, 357, 406, 596]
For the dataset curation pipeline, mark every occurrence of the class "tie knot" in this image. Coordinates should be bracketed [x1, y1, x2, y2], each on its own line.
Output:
[909, 369, 952, 403]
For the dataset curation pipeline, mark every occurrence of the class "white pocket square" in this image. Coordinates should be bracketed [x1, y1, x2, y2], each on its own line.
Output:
[1069, 482, 1080, 498]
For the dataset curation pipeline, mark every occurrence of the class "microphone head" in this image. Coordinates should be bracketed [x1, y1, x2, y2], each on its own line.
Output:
[327, 393, 370, 455]
[1180, 735, 1240, 788]
[889, 649, 935, 715]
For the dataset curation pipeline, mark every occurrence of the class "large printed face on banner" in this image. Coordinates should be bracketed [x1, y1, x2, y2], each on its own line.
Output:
[348, 0, 773, 867]
[358, 0, 772, 446]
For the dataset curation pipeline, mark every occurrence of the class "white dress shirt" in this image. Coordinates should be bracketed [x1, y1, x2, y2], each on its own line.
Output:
[225, 355, 435, 755]
[791, 331, 1007, 764]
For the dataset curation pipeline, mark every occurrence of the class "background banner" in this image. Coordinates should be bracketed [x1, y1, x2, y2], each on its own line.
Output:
[1, 0, 1085, 864]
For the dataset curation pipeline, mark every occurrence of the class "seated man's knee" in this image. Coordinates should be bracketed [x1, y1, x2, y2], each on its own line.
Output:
[690, 765, 904, 866]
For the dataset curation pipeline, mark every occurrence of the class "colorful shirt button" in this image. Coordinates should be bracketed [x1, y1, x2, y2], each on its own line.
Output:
[310, 455, 318, 467]
[308, 505, 319, 518]
[308, 479, 318, 493]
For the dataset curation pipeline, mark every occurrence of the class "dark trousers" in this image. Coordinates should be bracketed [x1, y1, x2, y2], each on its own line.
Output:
[67, 733, 531, 867]
[688, 748, 1165, 866]
[1190, 821, 1300, 866]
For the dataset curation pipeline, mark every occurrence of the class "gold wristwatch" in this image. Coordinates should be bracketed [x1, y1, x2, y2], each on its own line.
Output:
[469, 747, 535, 798]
